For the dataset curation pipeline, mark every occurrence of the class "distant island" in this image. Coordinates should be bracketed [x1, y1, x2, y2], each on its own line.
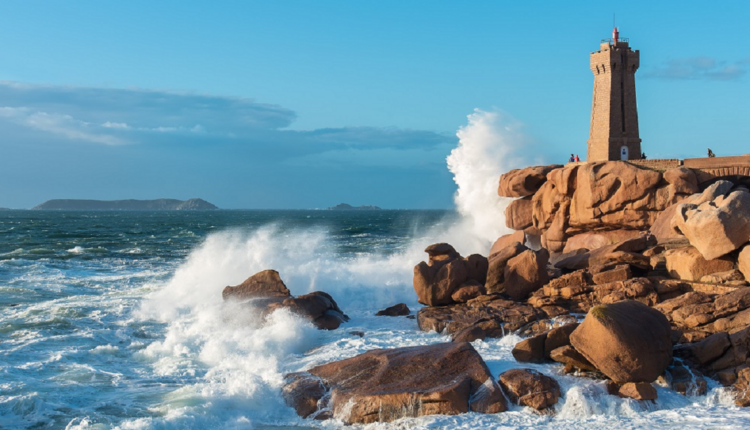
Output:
[32, 198, 218, 211]
[327, 203, 382, 210]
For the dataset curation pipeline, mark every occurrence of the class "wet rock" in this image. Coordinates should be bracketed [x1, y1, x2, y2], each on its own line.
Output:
[498, 164, 561, 198]
[282, 342, 508, 423]
[570, 301, 672, 383]
[550, 345, 596, 371]
[664, 246, 735, 281]
[617, 382, 657, 400]
[282, 373, 326, 418]
[418, 296, 544, 339]
[222, 269, 291, 301]
[268, 291, 349, 330]
[376, 303, 410, 316]
[666, 362, 708, 396]
[544, 323, 579, 359]
[672, 189, 750, 260]
[452, 325, 486, 343]
[498, 368, 561, 411]
[512, 333, 547, 363]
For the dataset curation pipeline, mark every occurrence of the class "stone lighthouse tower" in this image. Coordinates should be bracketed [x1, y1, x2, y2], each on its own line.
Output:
[587, 27, 641, 161]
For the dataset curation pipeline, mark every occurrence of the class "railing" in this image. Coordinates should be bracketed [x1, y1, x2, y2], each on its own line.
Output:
[601, 37, 629, 43]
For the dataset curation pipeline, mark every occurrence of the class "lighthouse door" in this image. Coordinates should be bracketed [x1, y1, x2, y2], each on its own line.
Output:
[620, 146, 629, 160]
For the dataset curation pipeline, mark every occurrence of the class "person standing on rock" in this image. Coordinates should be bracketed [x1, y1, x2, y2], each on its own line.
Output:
[569, 154, 575, 163]
[574, 154, 580, 162]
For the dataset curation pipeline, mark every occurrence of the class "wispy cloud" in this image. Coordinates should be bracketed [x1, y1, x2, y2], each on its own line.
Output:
[0, 81, 454, 153]
[643, 57, 750, 81]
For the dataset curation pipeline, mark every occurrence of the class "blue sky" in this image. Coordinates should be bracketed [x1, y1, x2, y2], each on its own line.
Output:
[1, 1, 748, 209]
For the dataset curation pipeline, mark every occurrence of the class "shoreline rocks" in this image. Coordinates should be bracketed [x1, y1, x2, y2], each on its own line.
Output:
[282, 342, 508, 423]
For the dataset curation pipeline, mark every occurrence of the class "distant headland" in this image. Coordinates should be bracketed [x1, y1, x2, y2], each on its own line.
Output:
[326, 203, 382, 211]
[32, 198, 218, 211]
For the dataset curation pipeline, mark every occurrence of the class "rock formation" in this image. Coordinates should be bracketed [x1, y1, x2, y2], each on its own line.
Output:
[223, 270, 348, 330]
[282, 342, 507, 423]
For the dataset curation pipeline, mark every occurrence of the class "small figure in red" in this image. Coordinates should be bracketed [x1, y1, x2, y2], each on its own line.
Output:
[574, 154, 580, 162]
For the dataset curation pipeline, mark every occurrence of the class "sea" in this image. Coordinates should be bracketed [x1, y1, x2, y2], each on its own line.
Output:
[0, 209, 747, 430]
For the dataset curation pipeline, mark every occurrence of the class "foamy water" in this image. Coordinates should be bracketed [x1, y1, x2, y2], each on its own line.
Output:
[1, 111, 747, 429]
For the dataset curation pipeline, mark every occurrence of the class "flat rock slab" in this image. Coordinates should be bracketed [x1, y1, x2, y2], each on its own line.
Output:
[282, 342, 507, 423]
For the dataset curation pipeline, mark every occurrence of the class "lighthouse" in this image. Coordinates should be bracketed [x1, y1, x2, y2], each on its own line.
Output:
[587, 27, 642, 161]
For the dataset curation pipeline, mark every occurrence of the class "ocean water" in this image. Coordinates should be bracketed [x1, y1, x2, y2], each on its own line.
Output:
[0, 209, 747, 430]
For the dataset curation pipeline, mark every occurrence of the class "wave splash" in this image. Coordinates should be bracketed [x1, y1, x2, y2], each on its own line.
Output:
[130, 110, 534, 427]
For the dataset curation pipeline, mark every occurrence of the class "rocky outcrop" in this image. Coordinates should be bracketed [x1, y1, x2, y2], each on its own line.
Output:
[498, 165, 561, 198]
[267, 292, 349, 330]
[376, 303, 410, 316]
[413, 244, 487, 306]
[505, 197, 534, 231]
[664, 246, 735, 281]
[569, 301, 672, 383]
[282, 342, 507, 423]
[486, 242, 549, 300]
[672, 188, 750, 260]
[418, 294, 548, 340]
[498, 369, 561, 411]
[222, 270, 291, 301]
[223, 270, 348, 330]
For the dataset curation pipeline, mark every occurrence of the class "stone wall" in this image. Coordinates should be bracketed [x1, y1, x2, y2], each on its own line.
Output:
[628, 159, 681, 171]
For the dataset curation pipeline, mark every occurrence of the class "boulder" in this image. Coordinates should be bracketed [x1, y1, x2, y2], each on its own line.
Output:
[268, 291, 349, 330]
[674, 332, 731, 366]
[498, 368, 561, 411]
[376, 303, 410, 316]
[418, 296, 545, 339]
[664, 167, 699, 195]
[739, 245, 750, 281]
[569, 301, 672, 383]
[550, 345, 597, 371]
[283, 342, 508, 423]
[486, 242, 527, 294]
[512, 333, 547, 363]
[652, 180, 735, 242]
[498, 164, 561, 198]
[734, 367, 750, 407]
[413, 246, 468, 307]
[544, 323, 579, 358]
[414, 244, 487, 307]
[569, 162, 663, 231]
[555, 234, 656, 271]
[617, 382, 657, 401]
[672, 189, 750, 260]
[451, 281, 486, 303]
[222, 269, 291, 301]
[502, 248, 550, 301]
[490, 230, 526, 257]
[563, 230, 645, 254]
[664, 246, 736, 281]
[505, 197, 534, 231]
